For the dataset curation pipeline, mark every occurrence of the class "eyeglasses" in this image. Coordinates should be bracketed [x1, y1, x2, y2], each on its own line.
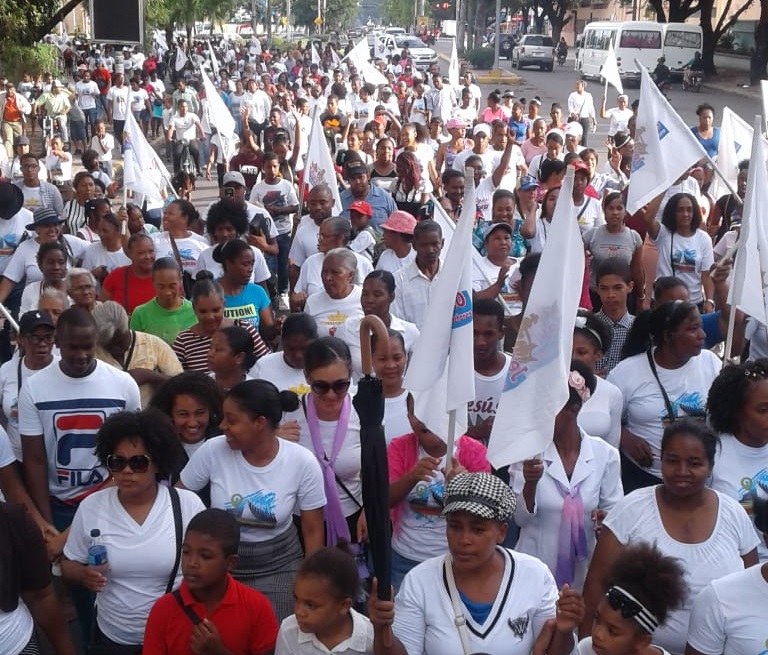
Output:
[605, 587, 642, 619]
[310, 379, 351, 395]
[26, 333, 55, 345]
[106, 454, 152, 473]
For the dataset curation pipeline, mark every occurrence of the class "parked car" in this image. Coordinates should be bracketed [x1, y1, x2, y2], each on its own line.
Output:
[512, 34, 555, 71]
[375, 34, 438, 70]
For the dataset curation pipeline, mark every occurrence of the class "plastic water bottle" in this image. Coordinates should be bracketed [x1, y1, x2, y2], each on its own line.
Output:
[87, 529, 109, 579]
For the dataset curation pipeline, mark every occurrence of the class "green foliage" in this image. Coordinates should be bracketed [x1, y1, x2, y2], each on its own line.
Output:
[382, 0, 413, 25]
[465, 46, 493, 68]
[0, 0, 62, 45]
[292, 0, 358, 29]
[0, 42, 58, 79]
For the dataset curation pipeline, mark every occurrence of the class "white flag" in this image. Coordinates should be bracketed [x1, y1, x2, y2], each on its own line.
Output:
[728, 116, 768, 327]
[200, 68, 238, 163]
[208, 40, 219, 75]
[122, 111, 168, 202]
[330, 46, 341, 68]
[345, 37, 389, 86]
[600, 42, 623, 95]
[404, 172, 476, 441]
[311, 43, 321, 65]
[304, 109, 343, 214]
[175, 48, 188, 72]
[449, 38, 460, 89]
[487, 167, 584, 467]
[625, 64, 708, 214]
[712, 107, 753, 200]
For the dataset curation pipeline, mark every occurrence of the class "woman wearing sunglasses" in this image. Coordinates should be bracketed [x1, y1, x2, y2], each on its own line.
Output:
[179, 380, 325, 622]
[576, 542, 686, 655]
[295, 337, 366, 550]
[61, 409, 205, 652]
[580, 419, 759, 655]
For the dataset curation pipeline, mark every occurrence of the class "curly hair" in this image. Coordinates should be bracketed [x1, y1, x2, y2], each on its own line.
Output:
[206, 199, 249, 238]
[95, 408, 184, 481]
[660, 193, 703, 234]
[707, 359, 768, 435]
[298, 541, 359, 600]
[605, 542, 687, 628]
[149, 371, 224, 432]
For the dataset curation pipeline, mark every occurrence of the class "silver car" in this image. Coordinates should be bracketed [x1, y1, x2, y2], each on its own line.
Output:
[512, 34, 555, 71]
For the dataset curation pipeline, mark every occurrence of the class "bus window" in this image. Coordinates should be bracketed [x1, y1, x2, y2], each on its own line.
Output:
[664, 30, 702, 49]
[619, 30, 662, 49]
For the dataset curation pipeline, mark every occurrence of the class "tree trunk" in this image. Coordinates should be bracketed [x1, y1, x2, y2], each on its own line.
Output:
[754, 1, 768, 85]
[647, 0, 667, 22]
[700, 0, 717, 75]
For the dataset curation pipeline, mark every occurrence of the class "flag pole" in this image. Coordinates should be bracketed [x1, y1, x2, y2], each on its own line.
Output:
[0, 302, 19, 333]
[721, 238, 741, 365]
[707, 156, 743, 206]
[445, 409, 456, 475]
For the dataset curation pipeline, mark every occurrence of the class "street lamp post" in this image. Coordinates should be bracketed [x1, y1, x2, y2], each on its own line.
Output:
[493, 0, 501, 72]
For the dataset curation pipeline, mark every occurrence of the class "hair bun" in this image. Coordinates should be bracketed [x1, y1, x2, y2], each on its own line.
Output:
[195, 270, 214, 282]
[279, 390, 300, 413]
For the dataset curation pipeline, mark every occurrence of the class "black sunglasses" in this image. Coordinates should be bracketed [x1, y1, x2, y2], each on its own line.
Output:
[310, 379, 351, 395]
[106, 454, 152, 473]
[605, 587, 642, 619]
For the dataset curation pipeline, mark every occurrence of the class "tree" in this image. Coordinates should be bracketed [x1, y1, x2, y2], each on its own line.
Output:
[292, 0, 359, 29]
[752, 0, 768, 83]
[537, 0, 572, 42]
[382, 0, 414, 26]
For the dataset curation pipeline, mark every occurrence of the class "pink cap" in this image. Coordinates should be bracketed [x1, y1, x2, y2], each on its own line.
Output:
[446, 118, 465, 130]
[381, 210, 417, 235]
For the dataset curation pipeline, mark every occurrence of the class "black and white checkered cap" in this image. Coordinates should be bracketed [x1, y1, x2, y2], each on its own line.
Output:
[442, 472, 516, 522]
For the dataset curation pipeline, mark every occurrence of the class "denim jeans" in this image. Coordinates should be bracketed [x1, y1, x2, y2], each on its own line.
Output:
[276, 232, 291, 294]
[391, 549, 421, 594]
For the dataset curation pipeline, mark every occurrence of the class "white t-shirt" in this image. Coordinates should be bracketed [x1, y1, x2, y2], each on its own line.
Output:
[295, 401, 362, 517]
[0, 209, 30, 275]
[18, 361, 141, 502]
[475, 177, 496, 222]
[510, 434, 623, 591]
[107, 85, 130, 121]
[90, 133, 115, 163]
[577, 376, 623, 448]
[652, 225, 714, 304]
[75, 80, 99, 110]
[20, 281, 71, 315]
[129, 88, 149, 114]
[169, 112, 202, 141]
[336, 313, 419, 380]
[81, 242, 131, 273]
[304, 287, 364, 337]
[384, 390, 412, 444]
[471, 258, 522, 316]
[604, 486, 759, 655]
[0, 600, 33, 655]
[604, 107, 633, 135]
[607, 349, 720, 479]
[288, 216, 320, 268]
[180, 435, 326, 542]
[193, 244, 271, 284]
[249, 352, 310, 396]
[250, 179, 299, 235]
[151, 231, 208, 274]
[375, 247, 416, 274]
[710, 435, 768, 561]
[686, 564, 768, 655]
[394, 548, 557, 655]
[295, 252, 373, 297]
[467, 354, 512, 447]
[0, 354, 59, 460]
[576, 637, 671, 655]
[574, 196, 605, 234]
[63, 486, 205, 645]
[276, 608, 373, 655]
[3, 235, 87, 285]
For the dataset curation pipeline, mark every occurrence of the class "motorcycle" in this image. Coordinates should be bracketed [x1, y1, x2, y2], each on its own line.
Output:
[682, 70, 703, 92]
[557, 51, 567, 67]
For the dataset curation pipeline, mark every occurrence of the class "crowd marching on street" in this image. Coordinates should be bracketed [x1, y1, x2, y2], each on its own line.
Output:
[0, 24, 766, 655]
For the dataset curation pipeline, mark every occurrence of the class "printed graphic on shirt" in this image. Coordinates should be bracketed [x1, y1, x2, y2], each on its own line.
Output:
[659, 391, 706, 424]
[671, 247, 697, 273]
[224, 304, 257, 324]
[261, 190, 286, 209]
[407, 476, 445, 523]
[0, 234, 20, 257]
[738, 473, 768, 518]
[226, 490, 277, 528]
[508, 615, 530, 639]
[50, 404, 109, 490]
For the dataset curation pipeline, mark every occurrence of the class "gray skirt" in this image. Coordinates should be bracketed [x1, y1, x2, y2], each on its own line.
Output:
[232, 524, 303, 623]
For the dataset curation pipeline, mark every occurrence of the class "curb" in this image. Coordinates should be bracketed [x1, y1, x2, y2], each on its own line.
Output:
[437, 50, 522, 84]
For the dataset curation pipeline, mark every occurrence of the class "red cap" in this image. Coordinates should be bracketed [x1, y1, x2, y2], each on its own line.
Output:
[349, 200, 373, 216]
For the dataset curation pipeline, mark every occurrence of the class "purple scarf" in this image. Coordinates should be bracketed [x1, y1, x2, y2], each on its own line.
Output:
[306, 394, 351, 547]
[554, 479, 588, 588]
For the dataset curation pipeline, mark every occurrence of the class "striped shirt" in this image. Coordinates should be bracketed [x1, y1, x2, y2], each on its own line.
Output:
[172, 320, 270, 372]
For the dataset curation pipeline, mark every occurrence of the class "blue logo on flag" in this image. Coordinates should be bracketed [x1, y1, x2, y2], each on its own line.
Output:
[452, 290, 472, 328]
[656, 121, 669, 141]
[735, 141, 742, 154]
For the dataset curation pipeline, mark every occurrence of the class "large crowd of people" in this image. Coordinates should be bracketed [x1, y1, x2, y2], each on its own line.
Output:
[0, 29, 765, 655]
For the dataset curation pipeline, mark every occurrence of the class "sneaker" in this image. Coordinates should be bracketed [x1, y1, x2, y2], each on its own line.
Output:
[278, 292, 289, 311]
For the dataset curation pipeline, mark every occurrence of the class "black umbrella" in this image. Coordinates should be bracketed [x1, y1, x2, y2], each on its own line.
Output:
[353, 316, 392, 616]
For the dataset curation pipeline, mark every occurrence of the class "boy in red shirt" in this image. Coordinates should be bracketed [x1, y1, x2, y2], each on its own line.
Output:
[143, 509, 278, 655]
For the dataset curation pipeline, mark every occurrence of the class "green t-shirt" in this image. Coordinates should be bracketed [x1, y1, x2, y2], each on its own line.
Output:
[129, 298, 197, 345]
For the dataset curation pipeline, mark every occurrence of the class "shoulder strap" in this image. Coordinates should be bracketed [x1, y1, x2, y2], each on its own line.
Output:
[575, 197, 591, 223]
[122, 266, 131, 312]
[442, 555, 474, 655]
[166, 486, 183, 594]
[172, 589, 203, 625]
[646, 350, 676, 421]
[168, 233, 185, 273]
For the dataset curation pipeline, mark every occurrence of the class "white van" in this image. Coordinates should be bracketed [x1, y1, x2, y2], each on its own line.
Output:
[577, 21, 664, 85]
[663, 23, 703, 76]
